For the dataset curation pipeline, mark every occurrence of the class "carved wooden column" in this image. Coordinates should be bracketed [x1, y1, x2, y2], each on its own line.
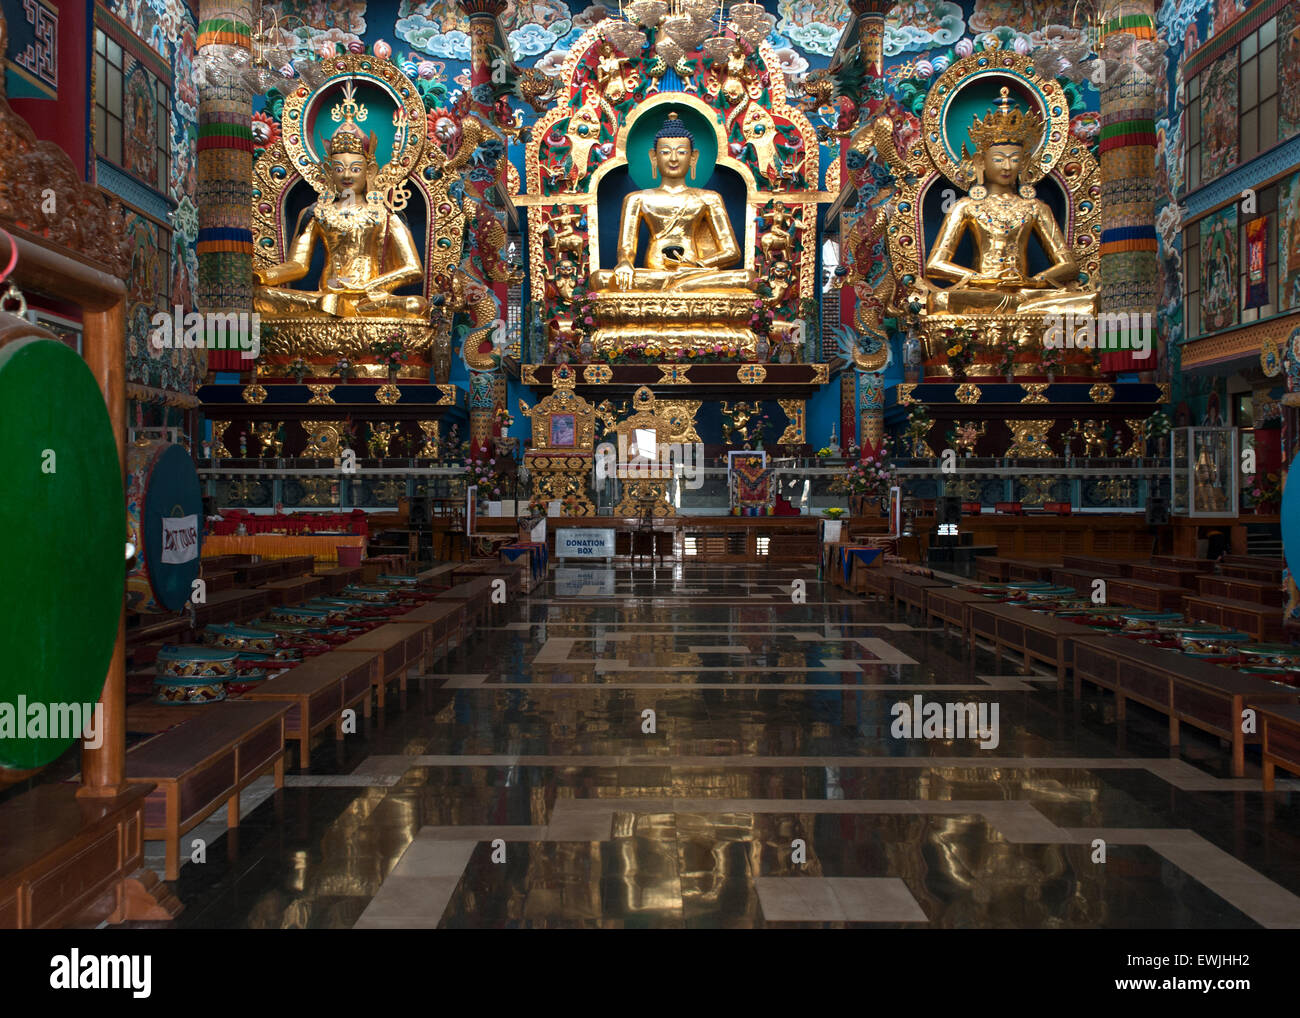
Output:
[197, 4, 255, 374]
[1098, 2, 1159, 379]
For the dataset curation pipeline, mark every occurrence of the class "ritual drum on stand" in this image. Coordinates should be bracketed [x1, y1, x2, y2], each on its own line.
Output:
[125, 439, 204, 613]
[0, 327, 125, 773]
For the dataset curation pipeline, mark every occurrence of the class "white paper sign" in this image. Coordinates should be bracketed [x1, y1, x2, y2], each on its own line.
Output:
[160, 514, 199, 564]
[822, 519, 843, 543]
[548, 500, 563, 517]
[556, 528, 616, 559]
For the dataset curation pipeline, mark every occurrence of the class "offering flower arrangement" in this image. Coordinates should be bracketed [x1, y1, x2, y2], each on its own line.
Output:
[904, 403, 932, 456]
[1145, 409, 1172, 437]
[334, 357, 353, 380]
[1245, 471, 1282, 509]
[605, 341, 745, 364]
[370, 334, 409, 371]
[1040, 341, 1064, 373]
[463, 456, 504, 500]
[995, 334, 1018, 376]
[942, 325, 977, 377]
[288, 356, 309, 382]
[834, 448, 898, 501]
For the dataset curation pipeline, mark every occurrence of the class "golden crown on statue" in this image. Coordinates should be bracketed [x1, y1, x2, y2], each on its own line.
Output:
[962, 86, 1044, 158]
[326, 81, 374, 156]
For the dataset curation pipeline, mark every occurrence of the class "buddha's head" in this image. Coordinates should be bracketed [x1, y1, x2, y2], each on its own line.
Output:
[651, 113, 698, 183]
[323, 82, 378, 197]
[962, 86, 1044, 194]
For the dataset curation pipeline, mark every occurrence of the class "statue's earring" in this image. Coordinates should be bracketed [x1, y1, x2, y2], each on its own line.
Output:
[650, 157, 658, 181]
[970, 162, 987, 201]
[1018, 168, 1036, 199]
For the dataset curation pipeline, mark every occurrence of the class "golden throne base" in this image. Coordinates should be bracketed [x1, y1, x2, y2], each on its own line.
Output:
[588, 291, 758, 356]
[921, 313, 1101, 379]
[258, 316, 440, 378]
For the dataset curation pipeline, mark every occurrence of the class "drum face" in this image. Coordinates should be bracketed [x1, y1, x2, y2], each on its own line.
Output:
[127, 441, 203, 613]
[0, 337, 125, 771]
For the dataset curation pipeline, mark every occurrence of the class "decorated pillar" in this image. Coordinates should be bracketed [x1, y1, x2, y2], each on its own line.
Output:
[465, 0, 509, 458]
[196, 5, 255, 374]
[1097, 2, 1159, 377]
[844, 0, 892, 455]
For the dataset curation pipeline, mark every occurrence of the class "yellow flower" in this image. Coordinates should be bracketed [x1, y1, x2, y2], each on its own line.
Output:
[946, 345, 961, 357]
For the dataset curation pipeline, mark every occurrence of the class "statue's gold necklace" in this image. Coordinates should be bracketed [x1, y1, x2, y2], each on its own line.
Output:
[316, 200, 384, 233]
[970, 192, 1031, 235]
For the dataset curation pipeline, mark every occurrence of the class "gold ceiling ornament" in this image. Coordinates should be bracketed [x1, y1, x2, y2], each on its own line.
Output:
[1088, 382, 1115, 404]
[777, 399, 806, 444]
[1006, 419, 1054, 458]
[954, 382, 981, 404]
[896, 384, 917, 405]
[1122, 418, 1146, 458]
[584, 364, 614, 384]
[375, 383, 402, 405]
[657, 399, 702, 443]
[302, 420, 343, 457]
[1018, 476, 1056, 506]
[1019, 382, 1050, 403]
[307, 383, 337, 405]
[417, 420, 440, 459]
[208, 421, 233, 459]
[738, 363, 768, 384]
[242, 384, 268, 404]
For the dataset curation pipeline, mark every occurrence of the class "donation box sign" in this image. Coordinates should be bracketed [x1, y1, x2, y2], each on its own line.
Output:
[556, 528, 616, 560]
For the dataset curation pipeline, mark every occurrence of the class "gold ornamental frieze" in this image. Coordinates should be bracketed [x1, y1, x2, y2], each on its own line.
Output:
[258, 317, 435, 364]
[1006, 420, 1054, 458]
[307, 384, 337, 405]
[375, 383, 402, 405]
[241, 384, 268, 404]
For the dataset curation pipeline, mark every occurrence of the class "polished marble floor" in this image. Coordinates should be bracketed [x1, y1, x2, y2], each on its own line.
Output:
[125, 565, 1300, 929]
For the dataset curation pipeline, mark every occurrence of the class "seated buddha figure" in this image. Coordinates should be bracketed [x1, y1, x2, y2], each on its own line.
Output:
[254, 92, 428, 319]
[589, 114, 756, 294]
[924, 88, 1096, 317]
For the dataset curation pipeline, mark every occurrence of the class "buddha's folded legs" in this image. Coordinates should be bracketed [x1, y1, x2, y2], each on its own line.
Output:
[929, 286, 1098, 316]
[664, 268, 758, 292]
[254, 286, 335, 315]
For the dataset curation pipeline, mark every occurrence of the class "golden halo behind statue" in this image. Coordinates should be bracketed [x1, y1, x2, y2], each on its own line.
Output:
[279, 54, 427, 205]
[921, 49, 1072, 191]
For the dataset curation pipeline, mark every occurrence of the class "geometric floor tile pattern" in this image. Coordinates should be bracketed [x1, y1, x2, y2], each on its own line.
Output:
[121, 563, 1300, 930]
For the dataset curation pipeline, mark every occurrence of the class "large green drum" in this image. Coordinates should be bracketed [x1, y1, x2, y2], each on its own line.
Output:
[125, 439, 203, 613]
[0, 335, 125, 771]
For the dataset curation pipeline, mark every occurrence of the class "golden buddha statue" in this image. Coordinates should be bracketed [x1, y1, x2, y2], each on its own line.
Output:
[590, 114, 755, 294]
[254, 84, 428, 319]
[924, 88, 1095, 317]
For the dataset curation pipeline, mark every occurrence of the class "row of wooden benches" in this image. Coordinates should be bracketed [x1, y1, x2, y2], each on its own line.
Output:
[121, 560, 527, 880]
[975, 553, 1286, 642]
[858, 567, 1300, 788]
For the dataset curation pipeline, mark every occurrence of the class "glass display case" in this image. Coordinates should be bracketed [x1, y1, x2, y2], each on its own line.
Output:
[1171, 427, 1238, 517]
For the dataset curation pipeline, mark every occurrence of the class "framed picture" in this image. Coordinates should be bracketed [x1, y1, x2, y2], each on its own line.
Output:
[549, 413, 576, 448]
[27, 309, 83, 355]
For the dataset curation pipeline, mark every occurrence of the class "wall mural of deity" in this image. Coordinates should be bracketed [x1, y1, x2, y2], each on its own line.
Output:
[1199, 206, 1239, 334]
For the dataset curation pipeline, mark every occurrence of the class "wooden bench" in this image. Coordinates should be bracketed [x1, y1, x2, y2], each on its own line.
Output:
[975, 557, 1013, 582]
[893, 574, 948, 617]
[1129, 563, 1202, 589]
[125, 614, 191, 649]
[1196, 574, 1283, 606]
[191, 588, 269, 628]
[260, 575, 319, 606]
[1072, 636, 1299, 776]
[278, 555, 317, 578]
[233, 560, 283, 586]
[124, 701, 289, 880]
[1004, 559, 1059, 582]
[333, 621, 433, 709]
[316, 565, 363, 593]
[436, 577, 494, 629]
[1106, 578, 1186, 613]
[397, 600, 464, 667]
[1050, 567, 1112, 596]
[1150, 555, 1215, 572]
[202, 568, 238, 593]
[925, 587, 992, 640]
[1183, 594, 1284, 642]
[967, 601, 1097, 688]
[1257, 704, 1300, 791]
[1062, 555, 1133, 578]
[244, 651, 377, 768]
[1221, 563, 1285, 583]
[859, 564, 900, 601]
[0, 784, 156, 928]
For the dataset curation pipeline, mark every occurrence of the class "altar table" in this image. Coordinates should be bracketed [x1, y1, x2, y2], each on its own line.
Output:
[200, 534, 366, 565]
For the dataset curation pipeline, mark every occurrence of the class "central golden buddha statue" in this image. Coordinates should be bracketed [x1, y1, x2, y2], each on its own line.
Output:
[924, 88, 1095, 317]
[586, 114, 758, 353]
[254, 85, 428, 319]
[591, 114, 755, 293]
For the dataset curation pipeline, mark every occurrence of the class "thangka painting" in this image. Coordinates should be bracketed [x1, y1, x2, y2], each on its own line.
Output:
[1279, 170, 1300, 312]
[122, 57, 158, 184]
[1280, 2, 1300, 142]
[1199, 206, 1239, 333]
[1200, 53, 1238, 185]
[728, 452, 771, 511]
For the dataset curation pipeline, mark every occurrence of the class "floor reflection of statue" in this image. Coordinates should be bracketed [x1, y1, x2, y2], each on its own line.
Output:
[589, 114, 755, 293]
[925, 88, 1095, 317]
[254, 84, 428, 319]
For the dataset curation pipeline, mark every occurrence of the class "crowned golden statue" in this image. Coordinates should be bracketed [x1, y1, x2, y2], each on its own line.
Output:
[924, 88, 1096, 317]
[254, 83, 428, 319]
[590, 114, 755, 294]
